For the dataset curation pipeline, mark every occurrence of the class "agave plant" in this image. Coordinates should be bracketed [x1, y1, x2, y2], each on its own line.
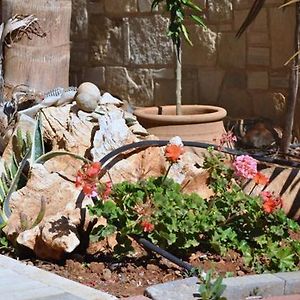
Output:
[237, 0, 300, 154]
[0, 112, 90, 229]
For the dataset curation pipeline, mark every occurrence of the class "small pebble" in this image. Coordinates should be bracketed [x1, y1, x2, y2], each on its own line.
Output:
[103, 268, 112, 281]
[89, 262, 105, 274]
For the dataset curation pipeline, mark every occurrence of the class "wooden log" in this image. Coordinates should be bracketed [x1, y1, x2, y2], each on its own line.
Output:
[2, 0, 72, 92]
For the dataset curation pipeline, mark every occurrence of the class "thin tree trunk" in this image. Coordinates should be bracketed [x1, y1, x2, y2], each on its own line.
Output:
[175, 44, 182, 115]
[281, 2, 300, 153]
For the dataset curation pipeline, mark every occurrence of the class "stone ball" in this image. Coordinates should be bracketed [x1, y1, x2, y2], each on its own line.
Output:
[75, 92, 98, 112]
[77, 82, 101, 99]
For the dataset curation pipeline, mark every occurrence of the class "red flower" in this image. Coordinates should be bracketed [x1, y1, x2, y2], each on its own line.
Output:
[75, 162, 102, 196]
[261, 191, 282, 214]
[83, 183, 97, 197]
[254, 172, 269, 185]
[85, 162, 101, 178]
[164, 144, 184, 163]
[102, 180, 112, 199]
[140, 220, 155, 232]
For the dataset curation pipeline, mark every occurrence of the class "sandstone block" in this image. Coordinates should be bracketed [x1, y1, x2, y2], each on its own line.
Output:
[198, 69, 225, 104]
[128, 15, 173, 65]
[208, 0, 233, 22]
[106, 67, 154, 106]
[248, 32, 270, 47]
[183, 25, 218, 67]
[233, 0, 252, 10]
[70, 0, 88, 41]
[270, 72, 289, 88]
[270, 6, 295, 68]
[105, 0, 137, 14]
[247, 71, 269, 90]
[219, 88, 253, 118]
[83, 67, 105, 88]
[248, 47, 270, 66]
[90, 16, 124, 65]
[218, 32, 246, 68]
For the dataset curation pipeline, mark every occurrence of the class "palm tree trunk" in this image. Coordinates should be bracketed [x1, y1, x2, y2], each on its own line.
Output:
[2, 0, 72, 92]
[281, 2, 300, 153]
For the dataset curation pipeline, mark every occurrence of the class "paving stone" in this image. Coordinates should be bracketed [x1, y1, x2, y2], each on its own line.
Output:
[146, 277, 198, 300]
[32, 293, 85, 300]
[275, 272, 300, 294]
[222, 274, 285, 300]
[263, 295, 300, 300]
[146, 273, 286, 300]
[0, 255, 117, 300]
[1, 286, 63, 300]
[121, 296, 151, 300]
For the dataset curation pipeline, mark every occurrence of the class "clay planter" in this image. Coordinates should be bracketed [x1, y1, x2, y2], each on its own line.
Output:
[134, 105, 227, 143]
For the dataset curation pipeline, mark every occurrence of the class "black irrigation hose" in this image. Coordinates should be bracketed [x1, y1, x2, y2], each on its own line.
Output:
[99, 139, 300, 170]
[137, 237, 195, 274]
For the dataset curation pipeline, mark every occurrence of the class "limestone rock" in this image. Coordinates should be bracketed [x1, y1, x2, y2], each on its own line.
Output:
[243, 166, 300, 220]
[91, 107, 138, 161]
[41, 104, 97, 156]
[4, 164, 85, 260]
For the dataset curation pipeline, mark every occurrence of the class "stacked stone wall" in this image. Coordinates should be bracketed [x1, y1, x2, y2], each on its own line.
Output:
[70, 0, 299, 135]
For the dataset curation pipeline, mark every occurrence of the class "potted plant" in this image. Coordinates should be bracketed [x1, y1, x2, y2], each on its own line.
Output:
[134, 0, 227, 143]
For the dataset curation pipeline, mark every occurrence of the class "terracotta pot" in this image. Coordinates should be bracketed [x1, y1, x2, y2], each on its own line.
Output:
[134, 105, 227, 143]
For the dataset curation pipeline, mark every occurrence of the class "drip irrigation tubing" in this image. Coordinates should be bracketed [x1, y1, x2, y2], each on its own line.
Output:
[99, 140, 300, 169]
[136, 237, 195, 274]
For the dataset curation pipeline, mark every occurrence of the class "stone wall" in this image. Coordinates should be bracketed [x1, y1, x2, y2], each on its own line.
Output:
[70, 0, 299, 135]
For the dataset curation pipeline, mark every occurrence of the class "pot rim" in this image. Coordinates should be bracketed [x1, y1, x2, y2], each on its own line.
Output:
[134, 105, 227, 125]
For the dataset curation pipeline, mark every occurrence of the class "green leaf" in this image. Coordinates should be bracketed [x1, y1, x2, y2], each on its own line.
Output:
[31, 197, 46, 228]
[35, 151, 90, 164]
[190, 14, 206, 27]
[181, 24, 193, 45]
[30, 112, 45, 165]
[2, 149, 31, 221]
[183, 0, 202, 12]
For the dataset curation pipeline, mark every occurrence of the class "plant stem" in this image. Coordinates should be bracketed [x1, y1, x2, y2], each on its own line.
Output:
[281, 2, 300, 153]
[175, 44, 182, 115]
[162, 164, 172, 183]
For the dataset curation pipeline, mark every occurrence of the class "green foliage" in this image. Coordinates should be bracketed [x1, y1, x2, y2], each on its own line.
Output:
[89, 147, 300, 273]
[198, 270, 227, 300]
[19, 197, 46, 232]
[151, 0, 205, 51]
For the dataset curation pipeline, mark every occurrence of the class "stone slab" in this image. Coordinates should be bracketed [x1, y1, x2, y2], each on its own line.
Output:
[275, 272, 300, 295]
[32, 293, 85, 300]
[146, 273, 286, 300]
[0, 255, 117, 300]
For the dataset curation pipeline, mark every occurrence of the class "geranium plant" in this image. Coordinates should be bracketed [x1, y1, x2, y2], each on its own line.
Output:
[75, 137, 300, 273]
[151, 0, 205, 114]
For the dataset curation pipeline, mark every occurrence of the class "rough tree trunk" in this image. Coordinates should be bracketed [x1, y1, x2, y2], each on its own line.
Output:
[281, 2, 300, 153]
[1, 0, 72, 93]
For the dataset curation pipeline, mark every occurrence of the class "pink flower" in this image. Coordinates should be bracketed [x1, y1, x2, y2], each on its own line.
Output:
[218, 131, 237, 150]
[232, 155, 257, 179]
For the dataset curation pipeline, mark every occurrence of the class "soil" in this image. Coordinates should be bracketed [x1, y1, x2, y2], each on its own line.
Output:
[16, 241, 254, 298]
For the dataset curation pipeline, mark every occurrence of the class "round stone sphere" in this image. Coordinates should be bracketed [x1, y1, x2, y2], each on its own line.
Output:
[75, 82, 101, 112]
[77, 82, 101, 99]
[75, 92, 98, 112]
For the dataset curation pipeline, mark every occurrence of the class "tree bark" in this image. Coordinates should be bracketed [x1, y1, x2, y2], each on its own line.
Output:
[2, 0, 72, 92]
[281, 2, 300, 153]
